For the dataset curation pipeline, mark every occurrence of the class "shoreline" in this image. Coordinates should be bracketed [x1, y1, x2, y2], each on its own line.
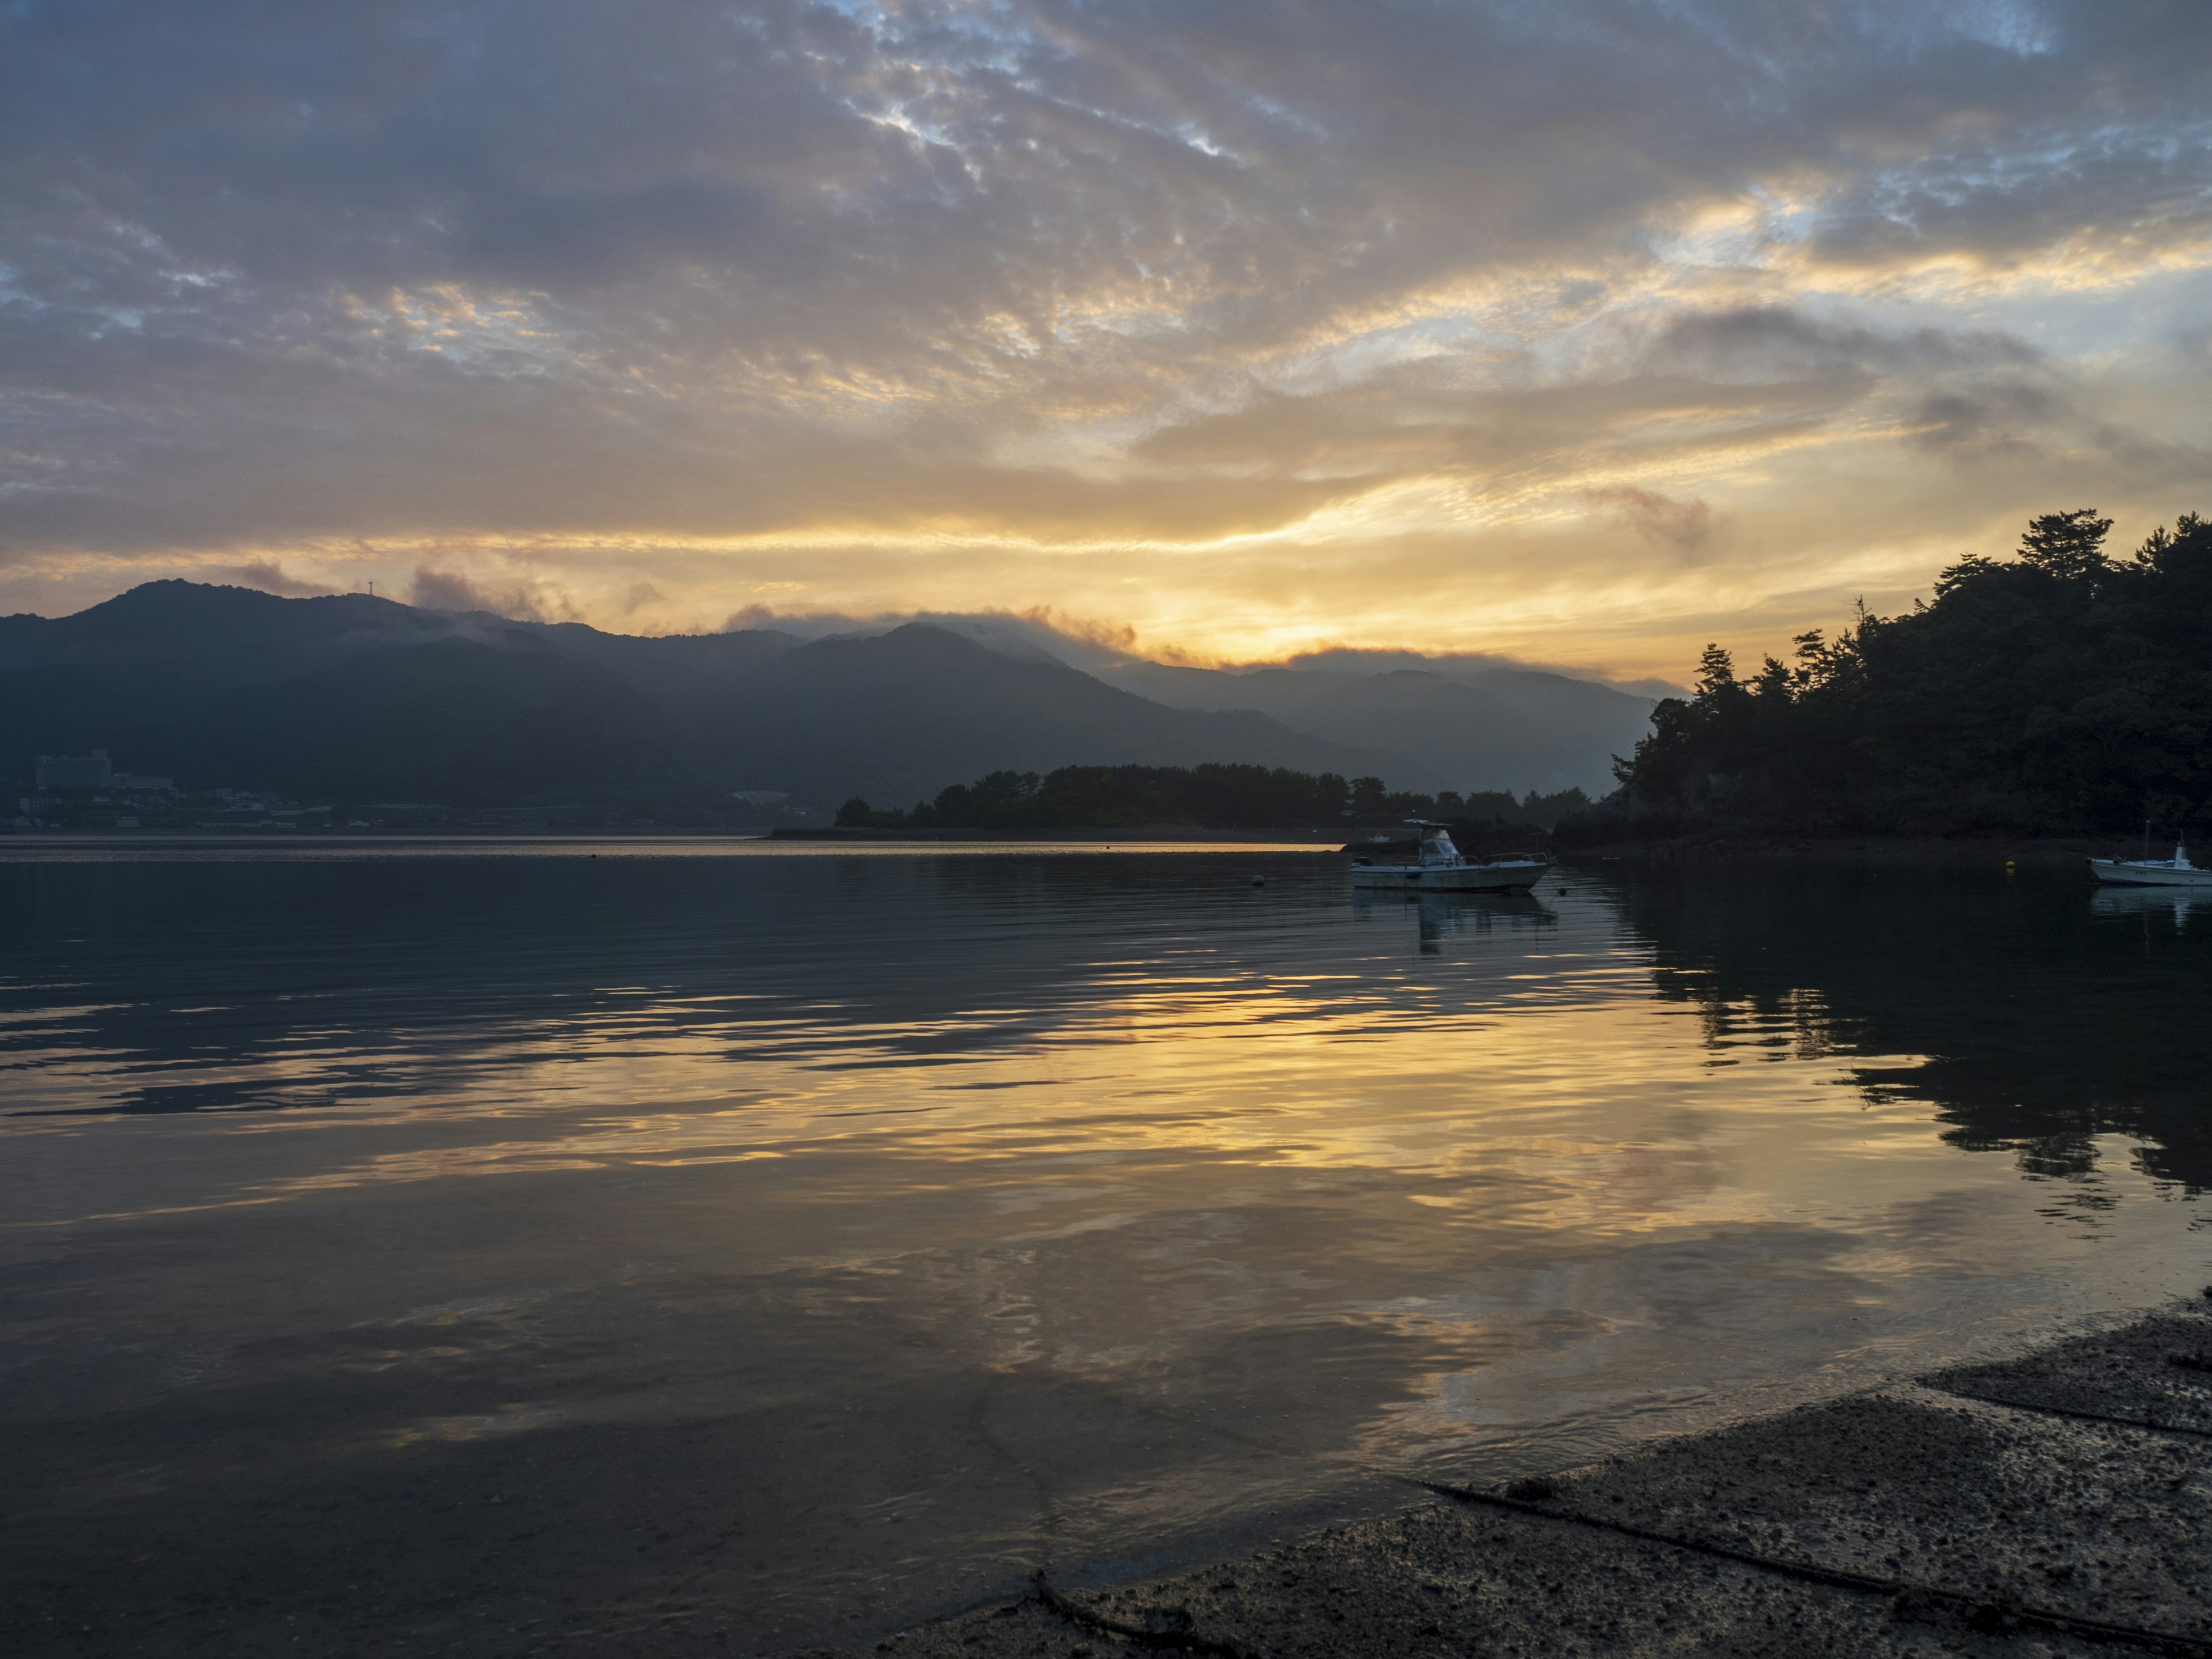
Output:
[1563, 832, 2122, 869]
[0, 825, 1350, 845]
[770, 825, 1350, 842]
[820, 1300, 2212, 1658]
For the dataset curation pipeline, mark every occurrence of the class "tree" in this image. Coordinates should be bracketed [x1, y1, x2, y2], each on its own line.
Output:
[1694, 643, 1739, 704]
[2017, 509, 2112, 579]
[971, 769, 1040, 801]
[834, 797, 872, 827]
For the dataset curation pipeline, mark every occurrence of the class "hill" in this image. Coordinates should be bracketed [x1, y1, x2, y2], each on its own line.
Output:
[1577, 509, 2212, 840]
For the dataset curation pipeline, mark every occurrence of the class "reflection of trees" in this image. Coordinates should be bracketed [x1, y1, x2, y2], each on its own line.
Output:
[1599, 862, 2212, 1191]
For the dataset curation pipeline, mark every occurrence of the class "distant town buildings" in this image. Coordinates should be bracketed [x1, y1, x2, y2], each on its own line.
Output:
[10, 749, 782, 832]
[36, 749, 112, 790]
[12, 751, 312, 831]
[34, 750, 175, 792]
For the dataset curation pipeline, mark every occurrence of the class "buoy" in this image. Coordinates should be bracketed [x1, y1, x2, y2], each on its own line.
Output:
[1557, 888, 1567, 896]
[1251, 874, 1265, 887]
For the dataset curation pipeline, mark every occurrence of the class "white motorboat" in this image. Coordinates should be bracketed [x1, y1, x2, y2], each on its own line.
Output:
[1349, 820, 1550, 892]
[2088, 838, 2212, 888]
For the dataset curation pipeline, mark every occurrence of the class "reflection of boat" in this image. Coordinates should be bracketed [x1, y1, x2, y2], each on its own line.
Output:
[1349, 820, 1548, 893]
[2092, 885, 2206, 926]
[1354, 888, 1555, 921]
[2088, 839, 2212, 888]
[1353, 887, 1556, 950]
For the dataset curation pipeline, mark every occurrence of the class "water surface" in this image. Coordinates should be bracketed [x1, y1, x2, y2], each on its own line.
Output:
[3, 840, 2207, 1652]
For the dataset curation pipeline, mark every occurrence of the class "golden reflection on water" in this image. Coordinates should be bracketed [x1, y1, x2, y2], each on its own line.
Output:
[2, 849, 2206, 1645]
[10, 878, 2180, 1278]
[203, 953, 1948, 1261]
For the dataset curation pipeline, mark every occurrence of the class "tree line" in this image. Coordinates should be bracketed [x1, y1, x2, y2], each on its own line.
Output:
[1573, 509, 2212, 839]
[836, 764, 1590, 834]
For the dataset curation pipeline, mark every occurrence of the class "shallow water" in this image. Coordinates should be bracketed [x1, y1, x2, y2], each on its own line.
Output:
[3, 839, 2208, 1651]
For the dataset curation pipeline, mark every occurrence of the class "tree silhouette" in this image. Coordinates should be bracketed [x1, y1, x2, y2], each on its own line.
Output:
[1584, 508, 2211, 839]
[2017, 508, 2113, 579]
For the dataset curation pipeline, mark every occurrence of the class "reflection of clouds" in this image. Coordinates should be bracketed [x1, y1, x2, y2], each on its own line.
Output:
[125, 966, 1965, 1281]
[1, 4, 2208, 670]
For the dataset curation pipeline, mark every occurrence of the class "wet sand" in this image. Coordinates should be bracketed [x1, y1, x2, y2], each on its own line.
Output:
[827, 1304, 2212, 1659]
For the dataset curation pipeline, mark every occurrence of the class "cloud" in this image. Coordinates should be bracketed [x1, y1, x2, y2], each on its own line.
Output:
[408, 565, 579, 623]
[1641, 307, 2040, 382]
[0, 1, 2207, 679]
[1582, 487, 1716, 551]
[214, 560, 335, 597]
[1903, 383, 2067, 460]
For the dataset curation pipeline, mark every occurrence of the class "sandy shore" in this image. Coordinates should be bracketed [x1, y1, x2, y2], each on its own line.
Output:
[818, 1304, 2212, 1659]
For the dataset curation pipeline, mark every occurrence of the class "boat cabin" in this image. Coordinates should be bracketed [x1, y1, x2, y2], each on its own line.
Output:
[1411, 820, 1463, 866]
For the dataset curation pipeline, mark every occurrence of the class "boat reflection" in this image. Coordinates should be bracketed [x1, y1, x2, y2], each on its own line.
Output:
[2092, 884, 2209, 928]
[1354, 888, 1556, 951]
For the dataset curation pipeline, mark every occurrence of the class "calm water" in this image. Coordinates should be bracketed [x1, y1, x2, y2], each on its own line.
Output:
[3, 839, 2209, 1652]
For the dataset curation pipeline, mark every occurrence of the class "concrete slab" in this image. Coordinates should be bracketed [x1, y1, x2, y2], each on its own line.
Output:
[828, 1501, 2104, 1658]
[1926, 1312, 2212, 1435]
[1539, 1388, 2211, 1642]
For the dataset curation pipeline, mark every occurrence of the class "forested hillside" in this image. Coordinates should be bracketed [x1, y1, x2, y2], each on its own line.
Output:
[1579, 510, 2212, 838]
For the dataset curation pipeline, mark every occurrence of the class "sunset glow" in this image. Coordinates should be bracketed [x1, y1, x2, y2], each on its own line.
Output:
[3, 2, 2207, 679]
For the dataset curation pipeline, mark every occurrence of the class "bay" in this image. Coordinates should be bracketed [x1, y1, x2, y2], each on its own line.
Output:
[1, 839, 2206, 1653]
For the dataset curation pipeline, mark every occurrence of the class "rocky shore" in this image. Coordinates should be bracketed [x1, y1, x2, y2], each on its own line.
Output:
[822, 1305, 2212, 1659]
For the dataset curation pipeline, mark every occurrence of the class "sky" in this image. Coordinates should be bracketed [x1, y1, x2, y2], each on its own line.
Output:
[2, 0, 2208, 681]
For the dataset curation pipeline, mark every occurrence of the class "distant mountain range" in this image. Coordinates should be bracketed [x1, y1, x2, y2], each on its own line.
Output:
[1103, 659, 1656, 798]
[0, 582, 1654, 810]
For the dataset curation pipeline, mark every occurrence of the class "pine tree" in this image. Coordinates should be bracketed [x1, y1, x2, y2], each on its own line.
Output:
[1694, 643, 1738, 704]
[2017, 509, 2112, 579]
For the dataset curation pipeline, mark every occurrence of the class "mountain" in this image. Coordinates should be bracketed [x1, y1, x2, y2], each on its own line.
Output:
[666, 623, 1406, 806]
[0, 582, 1404, 810]
[1103, 660, 1654, 794]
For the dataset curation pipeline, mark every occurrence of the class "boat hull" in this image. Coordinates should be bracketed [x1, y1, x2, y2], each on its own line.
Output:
[1349, 859, 1550, 892]
[2088, 859, 2212, 888]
